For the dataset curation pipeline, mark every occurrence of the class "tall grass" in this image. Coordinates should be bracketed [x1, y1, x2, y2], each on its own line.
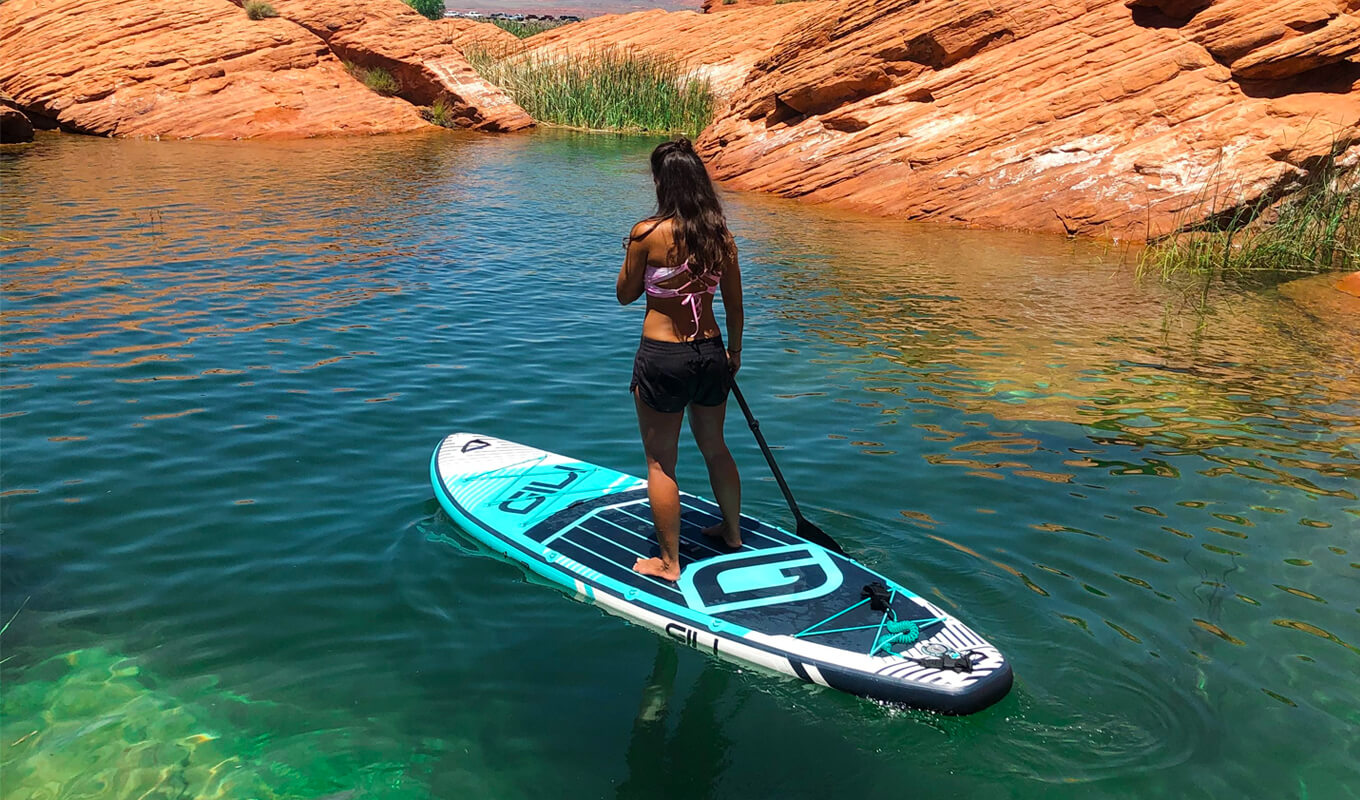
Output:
[1139, 155, 1360, 289]
[421, 98, 458, 128]
[343, 62, 400, 96]
[491, 18, 572, 38]
[463, 45, 714, 135]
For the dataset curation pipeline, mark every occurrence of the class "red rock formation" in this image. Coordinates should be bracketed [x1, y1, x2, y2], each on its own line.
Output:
[522, 7, 824, 98]
[243, 0, 532, 131]
[435, 18, 525, 56]
[0, 0, 430, 139]
[693, 0, 1360, 239]
[703, 0, 776, 10]
[701, 0, 830, 11]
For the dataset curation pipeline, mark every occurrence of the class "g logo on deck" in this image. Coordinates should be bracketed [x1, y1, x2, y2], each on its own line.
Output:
[679, 544, 843, 615]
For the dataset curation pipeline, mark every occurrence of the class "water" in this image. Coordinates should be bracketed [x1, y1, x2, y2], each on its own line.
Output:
[2, 130, 1357, 799]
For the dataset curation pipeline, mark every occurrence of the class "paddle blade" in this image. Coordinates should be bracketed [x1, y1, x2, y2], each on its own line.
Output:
[797, 516, 847, 556]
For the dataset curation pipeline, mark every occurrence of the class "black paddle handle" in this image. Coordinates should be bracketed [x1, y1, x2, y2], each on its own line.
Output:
[730, 381, 805, 524]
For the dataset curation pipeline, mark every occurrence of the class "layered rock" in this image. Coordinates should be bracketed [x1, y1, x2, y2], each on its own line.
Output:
[694, 0, 1360, 239]
[521, 6, 825, 98]
[1182, 0, 1360, 81]
[701, 0, 830, 11]
[240, 0, 532, 131]
[0, 0, 429, 139]
[435, 18, 524, 56]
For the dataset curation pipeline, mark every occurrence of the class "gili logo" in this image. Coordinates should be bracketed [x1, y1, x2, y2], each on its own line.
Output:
[679, 544, 843, 614]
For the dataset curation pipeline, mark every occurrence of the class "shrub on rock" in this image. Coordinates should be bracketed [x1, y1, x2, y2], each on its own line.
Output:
[403, 0, 444, 21]
[244, 1, 278, 19]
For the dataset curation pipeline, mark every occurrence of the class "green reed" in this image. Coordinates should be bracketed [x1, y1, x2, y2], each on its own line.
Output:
[1139, 155, 1359, 287]
[421, 98, 457, 128]
[463, 45, 714, 135]
[491, 18, 572, 38]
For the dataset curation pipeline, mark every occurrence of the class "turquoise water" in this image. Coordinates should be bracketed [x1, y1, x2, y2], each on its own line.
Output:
[1, 130, 1357, 799]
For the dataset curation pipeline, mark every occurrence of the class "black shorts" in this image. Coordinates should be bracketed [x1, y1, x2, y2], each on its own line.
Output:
[630, 337, 731, 413]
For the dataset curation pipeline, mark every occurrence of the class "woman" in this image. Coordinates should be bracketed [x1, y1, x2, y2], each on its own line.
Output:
[616, 138, 744, 582]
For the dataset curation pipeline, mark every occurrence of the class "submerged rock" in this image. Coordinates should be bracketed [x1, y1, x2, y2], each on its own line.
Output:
[0, 0, 430, 139]
[1279, 271, 1360, 323]
[1335, 270, 1360, 298]
[0, 646, 437, 799]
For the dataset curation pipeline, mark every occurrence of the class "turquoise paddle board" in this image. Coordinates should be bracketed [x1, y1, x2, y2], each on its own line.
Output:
[431, 433, 1013, 714]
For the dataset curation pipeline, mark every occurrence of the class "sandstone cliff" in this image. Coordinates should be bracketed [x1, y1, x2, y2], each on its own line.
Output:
[693, 0, 1360, 238]
[0, 0, 530, 139]
[0, 0, 431, 139]
[235, 0, 532, 132]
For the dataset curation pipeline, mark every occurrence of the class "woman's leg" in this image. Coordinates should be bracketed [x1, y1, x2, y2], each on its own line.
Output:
[634, 390, 685, 581]
[688, 401, 742, 548]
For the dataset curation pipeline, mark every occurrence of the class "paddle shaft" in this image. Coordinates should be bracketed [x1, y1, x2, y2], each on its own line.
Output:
[729, 381, 846, 555]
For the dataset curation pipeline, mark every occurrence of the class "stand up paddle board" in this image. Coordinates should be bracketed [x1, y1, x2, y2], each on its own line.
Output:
[431, 433, 1013, 714]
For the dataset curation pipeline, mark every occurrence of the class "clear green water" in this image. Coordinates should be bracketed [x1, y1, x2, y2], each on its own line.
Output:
[1, 131, 1357, 799]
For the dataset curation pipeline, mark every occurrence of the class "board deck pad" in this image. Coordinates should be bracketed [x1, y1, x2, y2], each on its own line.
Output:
[432, 433, 1013, 714]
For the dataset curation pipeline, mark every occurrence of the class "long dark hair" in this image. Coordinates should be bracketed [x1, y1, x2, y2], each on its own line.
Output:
[649, 138, 731, 275]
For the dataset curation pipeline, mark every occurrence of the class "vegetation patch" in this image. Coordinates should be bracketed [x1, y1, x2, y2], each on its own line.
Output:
[463, 45, 714, 135]
[344, 62, 401, 97]
[243, 0, 278, 19]
[492, 18, 573, 38]
[421, 98, 459, 128]
[1139, 155, 1359, 291]
[403, 0, 445, 21]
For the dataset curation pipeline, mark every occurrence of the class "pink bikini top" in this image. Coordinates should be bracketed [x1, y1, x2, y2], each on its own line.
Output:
[645, 259, 721, 331]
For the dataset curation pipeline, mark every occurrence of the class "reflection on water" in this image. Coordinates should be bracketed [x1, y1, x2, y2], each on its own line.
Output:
[731, 200, 1359, 674]
[2, 132, 1359, 798]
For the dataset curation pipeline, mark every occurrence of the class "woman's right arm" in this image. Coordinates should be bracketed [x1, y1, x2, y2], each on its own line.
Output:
[719, 238, 743, 373]
[616, 221, 650, 305]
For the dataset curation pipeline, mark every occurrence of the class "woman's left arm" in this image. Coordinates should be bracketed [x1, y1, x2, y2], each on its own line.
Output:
[616, 222, 649, 305]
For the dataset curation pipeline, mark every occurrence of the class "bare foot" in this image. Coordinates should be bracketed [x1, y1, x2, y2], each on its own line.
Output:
[702, 522, 742, 550]
[634, 556, 681, 582]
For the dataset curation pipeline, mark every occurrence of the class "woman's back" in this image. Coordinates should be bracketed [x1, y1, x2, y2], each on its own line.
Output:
[624, 217, 732, 344]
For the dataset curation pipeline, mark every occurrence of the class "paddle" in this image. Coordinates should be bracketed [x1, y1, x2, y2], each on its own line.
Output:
[729, 380, 848, 556]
